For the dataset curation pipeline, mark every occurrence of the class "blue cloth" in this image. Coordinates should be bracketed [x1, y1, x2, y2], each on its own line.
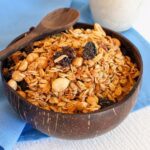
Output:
[0, 0, 150, 149]
[123, 29, 150, 110]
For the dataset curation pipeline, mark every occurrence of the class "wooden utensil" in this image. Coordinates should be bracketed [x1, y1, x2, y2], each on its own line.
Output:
[0, 8, 79, 61]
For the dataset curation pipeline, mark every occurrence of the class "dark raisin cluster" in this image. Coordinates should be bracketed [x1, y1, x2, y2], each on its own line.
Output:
[18, 79, 29, 91]
[98, 99, 115, 109]
[53, 47, 75, 67]
[3, 69, 13, 81]
[17, 55, 25, 60]
[83, 42, 97, 60]
[5, 58, 15, 68]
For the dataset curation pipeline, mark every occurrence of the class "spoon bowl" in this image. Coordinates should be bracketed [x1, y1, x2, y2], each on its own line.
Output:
[37, 8, 80, 30]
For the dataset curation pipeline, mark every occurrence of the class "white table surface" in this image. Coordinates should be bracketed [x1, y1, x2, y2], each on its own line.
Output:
[14, 0, 150, 149]
[14, 107, 150, 150]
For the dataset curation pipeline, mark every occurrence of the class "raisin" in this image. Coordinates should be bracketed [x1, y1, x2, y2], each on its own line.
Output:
[83, 42, 97, 60]
[99, 99, 115, 109]
[53, 51, 63, 59]
[4, 59, 15, 68]
[5, 70, 13, 81]
[2, 68, 13, 81]
[18, 55, 25, 60]
[18, 80, 29, 91]
[121, 45, 127, 56]
[62, 47, 75, 60]
[53, 47, 75, 67]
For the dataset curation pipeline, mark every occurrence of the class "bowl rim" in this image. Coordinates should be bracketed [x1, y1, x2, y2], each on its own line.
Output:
[0, 22, 143, 116]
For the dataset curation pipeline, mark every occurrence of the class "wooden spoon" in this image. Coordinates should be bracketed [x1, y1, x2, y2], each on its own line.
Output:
[0, 8, 79, 60]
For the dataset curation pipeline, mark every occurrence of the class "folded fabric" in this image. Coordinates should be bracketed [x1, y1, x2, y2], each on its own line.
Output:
[123, 29, 150, 110]
[0, 0, 150, 150]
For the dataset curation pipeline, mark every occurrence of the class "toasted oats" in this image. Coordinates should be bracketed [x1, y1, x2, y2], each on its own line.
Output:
[17, 90, 26, 98]
[115, 86, 122, 96]
[5, 23, 140, 114]
[86, 95, 99, 105]
[77, 81, 87, 91]
[57, 101, 66, 107]
[76, 101, 88, 111]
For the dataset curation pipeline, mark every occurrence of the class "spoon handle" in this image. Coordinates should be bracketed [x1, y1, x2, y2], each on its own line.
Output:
[0, 31, 39, 61]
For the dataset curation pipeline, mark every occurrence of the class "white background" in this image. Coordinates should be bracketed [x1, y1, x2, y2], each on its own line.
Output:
[134, 0, 150, 42]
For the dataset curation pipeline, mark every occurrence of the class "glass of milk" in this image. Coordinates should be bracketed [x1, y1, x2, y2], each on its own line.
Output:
[89, 0, 142, 32]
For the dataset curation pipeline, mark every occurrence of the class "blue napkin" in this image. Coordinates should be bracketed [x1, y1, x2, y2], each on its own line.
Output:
[0, 0, 150, 150]
[123, 29, 150, 110]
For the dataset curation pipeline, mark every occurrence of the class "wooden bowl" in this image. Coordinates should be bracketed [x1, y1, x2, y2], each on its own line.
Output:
[0, 22, 143, 139]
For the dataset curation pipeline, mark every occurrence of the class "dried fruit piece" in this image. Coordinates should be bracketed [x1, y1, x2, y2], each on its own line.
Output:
[63, 46, 75, 59]
[5, 58, 15, 68]
[18, 79, 29, 91]
[11, 51, 26, 63]
[99, 99, 115, 109]
[18, 55, 25, 60]
[6, 71, 13, 81]
[53, 47, 75, 67]
[53, 51, 70, 67]
[83, 42, 97, 60]
[121, 45, 128, 56]
[3, 68, 13, 81]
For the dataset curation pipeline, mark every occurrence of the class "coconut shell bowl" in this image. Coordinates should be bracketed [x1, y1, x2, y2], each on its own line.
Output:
[0, 22, 143, 140]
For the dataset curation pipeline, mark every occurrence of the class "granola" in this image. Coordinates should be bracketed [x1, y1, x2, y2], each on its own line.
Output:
[4, 23, 140, 114]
